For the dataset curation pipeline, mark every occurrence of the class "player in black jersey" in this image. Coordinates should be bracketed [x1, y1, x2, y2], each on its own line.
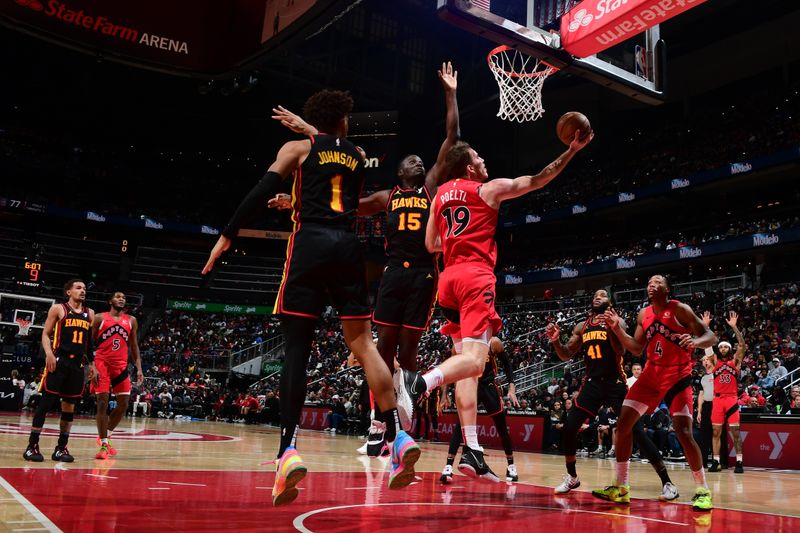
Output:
[24, 279, 95, 463]
[204, 89, 418, 507]
[545, 289, 678, 501]
[270, 62, 460, 435]
[440, 337, 520, 483]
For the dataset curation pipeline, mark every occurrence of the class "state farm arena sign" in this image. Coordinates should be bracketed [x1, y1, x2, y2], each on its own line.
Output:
[1, 0, 265, 72]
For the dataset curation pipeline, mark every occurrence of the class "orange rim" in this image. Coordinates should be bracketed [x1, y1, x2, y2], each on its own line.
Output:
[487, 45, 558, 78]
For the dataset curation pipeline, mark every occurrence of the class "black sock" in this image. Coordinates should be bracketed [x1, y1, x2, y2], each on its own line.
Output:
[57, 432, 69, 448]
[567, 460, 578, 478]
[384, 408, 401, 442]
[29, 429, 41, 446]
[446, 456, 455, 466]
[277, 315, 316, 458]
[657, 465, 672, 485]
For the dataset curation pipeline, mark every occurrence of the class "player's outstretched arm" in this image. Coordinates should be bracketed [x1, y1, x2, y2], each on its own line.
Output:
[203, 140, 308, 274]
[480, 130, 593, 208]
[425, 61, 460, 193]
[545, 322, 583, 361]
[726, 311, 746, 368]
[357, 189, 391, 216]
[271, 105, 318, 136]
[425, 201, 442, 253]
[604, 307, 645, 355]
[676, 303, 718, 351]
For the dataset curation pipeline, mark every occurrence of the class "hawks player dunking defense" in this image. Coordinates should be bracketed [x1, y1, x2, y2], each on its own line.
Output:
[91, 291, 143, 459]
[702, 310, 746, 473]
[24, 279, 95, 463]
[594, 275, 717, 511]
[546, 289, 677, 501]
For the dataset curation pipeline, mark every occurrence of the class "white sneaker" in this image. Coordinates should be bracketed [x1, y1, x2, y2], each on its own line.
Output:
[393, 369, 414, 431]
[330, 428, 336, 434]
[554, 474, 581, 494]
[659, 481, 680, 502]
[506, 464, 518, 482]
[357, 441, 369, 455]
[440, 464, 453, 484]
[591, 447, 603, 455]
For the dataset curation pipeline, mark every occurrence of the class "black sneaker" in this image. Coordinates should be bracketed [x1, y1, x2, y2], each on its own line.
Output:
[734, 460, 744, 474]
[457, 446, 499, 483]
[52, 446, 74, 463]
[394, 369, 426, 430]
[708, 459, 721, 472]
[23, 443, 44, 462]
[366, 432, 386, 458]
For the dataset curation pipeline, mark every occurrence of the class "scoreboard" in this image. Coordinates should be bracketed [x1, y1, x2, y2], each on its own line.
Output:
[17, 259, 44, 289]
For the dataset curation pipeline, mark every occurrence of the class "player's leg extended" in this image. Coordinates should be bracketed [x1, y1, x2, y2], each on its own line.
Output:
[592, 405, 638, 503]
[343, 319, 419, 490]
[52, 400, 76, 462]
[376, 324, 400, 371]
[441, 419, 462, 483]
[710, 423, 723, 471]
[490, 411, 517, 481]
[96, 392, 110, 439]
[556, 408, 588, 493]
[24, 392, 58, 461]
[632, 419, 677, 500]
[397, 327, 423, 372]
[109, 394, 130, 432]
[672, 414, 712, 509]
[730, 423, 743, 472]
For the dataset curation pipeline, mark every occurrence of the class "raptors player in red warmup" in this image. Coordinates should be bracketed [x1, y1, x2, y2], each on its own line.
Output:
[702, 310, 746, 473]
[397, 131, 592, 478]
[594, 275, 717, 511]
[91, 291, 143, 459]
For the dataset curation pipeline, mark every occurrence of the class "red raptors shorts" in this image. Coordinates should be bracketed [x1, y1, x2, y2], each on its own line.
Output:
[623, 364, 693, 417]
[711, 395, 740, 425]
[437, 263, 502, 340]
[91, 359, 131, 396]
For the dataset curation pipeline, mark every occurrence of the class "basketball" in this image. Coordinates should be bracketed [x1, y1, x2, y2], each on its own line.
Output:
[556, 111, 591, 145]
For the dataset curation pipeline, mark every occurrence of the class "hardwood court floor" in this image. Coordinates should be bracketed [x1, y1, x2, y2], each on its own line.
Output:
[0, 412, 798, 532]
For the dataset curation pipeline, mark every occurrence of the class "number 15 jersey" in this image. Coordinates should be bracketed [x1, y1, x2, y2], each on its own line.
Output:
[433, 179, 498, 269]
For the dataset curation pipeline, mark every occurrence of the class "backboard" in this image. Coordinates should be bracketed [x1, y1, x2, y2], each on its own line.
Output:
[437, 0, 667, 105]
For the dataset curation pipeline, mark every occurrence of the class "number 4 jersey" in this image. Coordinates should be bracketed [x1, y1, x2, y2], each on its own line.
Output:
[95, 312, 132, 365]
[433, 178, 498, 269]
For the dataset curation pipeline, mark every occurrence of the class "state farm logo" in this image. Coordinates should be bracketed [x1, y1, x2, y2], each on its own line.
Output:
[15, 0, 44, 11]
[568, 8, 593, 32]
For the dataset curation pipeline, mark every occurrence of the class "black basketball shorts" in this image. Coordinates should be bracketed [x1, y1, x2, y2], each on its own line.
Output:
[478, 378, 504, 416]
[573, 377, 628, 417]
[373, 263, 437, 331]
[274, 224, 370, 319]
[40, 354, 86, 400]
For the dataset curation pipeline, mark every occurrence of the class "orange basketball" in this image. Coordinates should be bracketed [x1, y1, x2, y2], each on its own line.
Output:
[556, 111, 591, 145]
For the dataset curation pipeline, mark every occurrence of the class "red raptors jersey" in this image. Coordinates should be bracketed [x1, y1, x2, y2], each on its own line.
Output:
[713, 359, 738, 396]
[433, 179, 498, 269]
[95, 312, 132, 364]
[642, 300, 692, 372]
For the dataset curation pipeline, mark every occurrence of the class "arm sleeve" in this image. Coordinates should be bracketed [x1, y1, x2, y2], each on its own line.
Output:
[222, 171, 284, 239]
[497, 351, 515, 385]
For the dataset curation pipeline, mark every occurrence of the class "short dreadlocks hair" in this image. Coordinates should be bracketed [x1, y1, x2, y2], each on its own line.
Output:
[303, 89, 354, 133]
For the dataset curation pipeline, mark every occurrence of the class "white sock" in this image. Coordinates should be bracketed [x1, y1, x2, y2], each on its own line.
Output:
[101, 438, 108, 445]
[422, 368, 444, 392]
[692, 469, 708, 489]
[615, 461, 630, 486]
[736, 454, 742, 462]
[712, 454, 719, 461]
[463, 425, 480, 450]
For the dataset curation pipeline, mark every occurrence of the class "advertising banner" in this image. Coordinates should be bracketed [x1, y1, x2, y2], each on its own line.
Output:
[167, 300, 273, 315]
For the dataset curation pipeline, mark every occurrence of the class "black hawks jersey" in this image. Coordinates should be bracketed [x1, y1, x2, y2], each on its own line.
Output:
[385, 185, 433, 268]
[53, 303, 92, 362]
[291, 134, 364, 228]
[580, 315, 625, 381]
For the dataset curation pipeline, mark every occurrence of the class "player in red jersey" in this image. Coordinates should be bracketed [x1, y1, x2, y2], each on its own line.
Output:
[397, 131, 593, 479]
[91, 291, 143, 459]
[701, 310, 746, 473]
[592, 275, 717, 511]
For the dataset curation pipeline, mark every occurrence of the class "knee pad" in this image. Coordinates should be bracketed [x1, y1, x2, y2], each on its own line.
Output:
[60, 412, 74, 422]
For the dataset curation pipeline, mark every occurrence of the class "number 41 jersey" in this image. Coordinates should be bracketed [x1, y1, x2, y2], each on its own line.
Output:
[433, 178, 498, 269]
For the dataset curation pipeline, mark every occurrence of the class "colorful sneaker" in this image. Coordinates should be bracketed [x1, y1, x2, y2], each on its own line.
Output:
[52, 446, 75, 463]
[440, 464, 453, 484]
[591, 485, 630, 504]
[659, 481, 680, 502]
[506, 464, 519, 482]
[554, 474, 581, 494]
[457, 446, 499, 483]
[95, 445, 109, 460]
[23, 443, 44, 462]
[96, 437, 118, 456]
[691, 487, 713, 511]
[388, 431, 420, 490]
[271, 447, 307, 507]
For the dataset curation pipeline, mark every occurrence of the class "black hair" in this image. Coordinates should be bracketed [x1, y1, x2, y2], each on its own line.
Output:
[63, 278, 84, 294]
[302, 89, 353, 133]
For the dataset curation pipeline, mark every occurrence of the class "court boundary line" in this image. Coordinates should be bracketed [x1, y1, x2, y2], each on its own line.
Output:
[0, 475, 61, 533]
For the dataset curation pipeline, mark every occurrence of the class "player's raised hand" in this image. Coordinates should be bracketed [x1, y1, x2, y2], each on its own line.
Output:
[437, 61, 458, 92]
[267, 193, 292, 210]
[545, 322, 560, 343]
[726, 311, 738, 329]
[202, 235, 231, 274]
[271, 105, 316, 135]
[701, 310, 712, 327]
[602, 307, 621, 330]
[569, 129, 594, 152]
[678, 333, 697, 351]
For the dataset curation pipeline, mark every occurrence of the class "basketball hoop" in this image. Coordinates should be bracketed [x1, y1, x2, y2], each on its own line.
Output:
[15, 318, 32, 337]
[487, 45, 558, 123]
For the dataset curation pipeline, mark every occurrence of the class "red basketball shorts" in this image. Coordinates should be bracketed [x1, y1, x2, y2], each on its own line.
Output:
[437, 262, 502, 340]
[91, 358, 131, 396]
[711, 395, 740, 425]
[623, 364, 693, 417]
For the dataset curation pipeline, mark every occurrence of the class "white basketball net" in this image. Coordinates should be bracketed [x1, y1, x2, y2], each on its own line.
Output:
[488, 45, 557, 123]
[15, 319, 32, 336]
